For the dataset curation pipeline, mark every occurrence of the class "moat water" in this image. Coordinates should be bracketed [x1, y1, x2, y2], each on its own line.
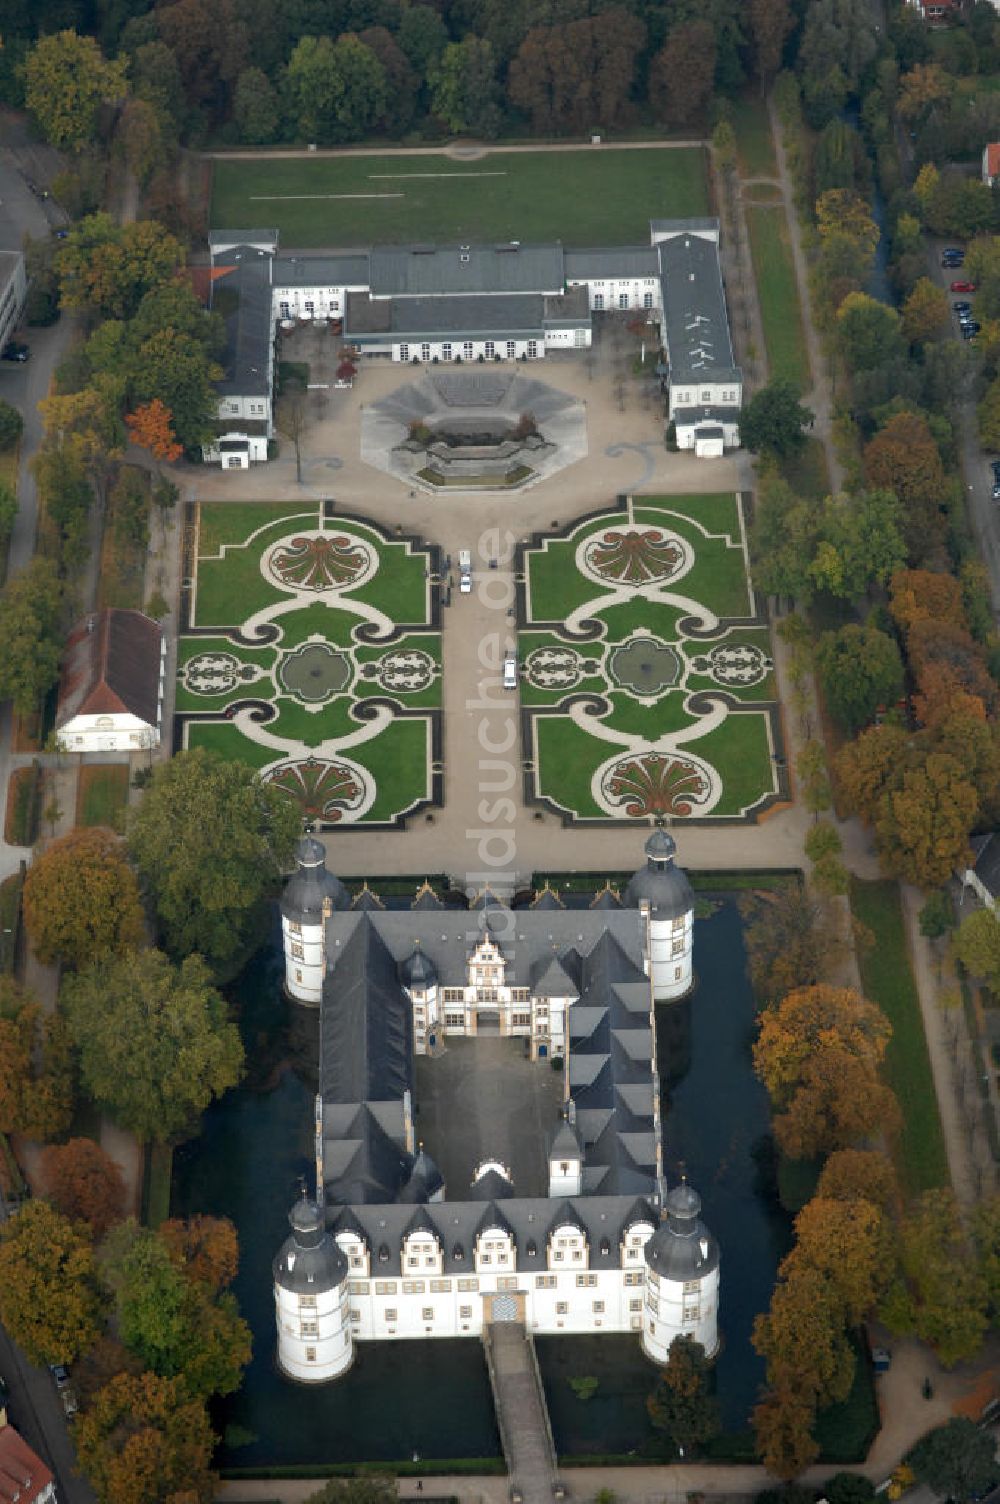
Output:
[172, 898, 791, 1468]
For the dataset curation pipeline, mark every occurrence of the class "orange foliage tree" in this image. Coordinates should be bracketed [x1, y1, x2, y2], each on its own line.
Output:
[125, 399, 183, 469]
[23, 827, 145, 970]
[41, 1137, 126, 1238]
[74, 1370, 217, 1504]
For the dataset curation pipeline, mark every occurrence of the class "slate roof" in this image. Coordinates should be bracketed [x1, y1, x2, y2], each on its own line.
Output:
[968, 832, 1000, 897]
[645, 1181, 719, 1281]
[330, 1195, 657, 1275]
[56, 609, 162, 731]
[565, 247, 660, 280]
[345, 290, 548, 340]
[658, 230, 741, 388]
[209, 228, 279, 253]
[281, 836, 350, 924]
[274, 253, 370, 288]
[671, 404, 741, 428]
[212, 247, 273, 397]
[369, 244, 564, 298]
[320, 916, 413, 1106]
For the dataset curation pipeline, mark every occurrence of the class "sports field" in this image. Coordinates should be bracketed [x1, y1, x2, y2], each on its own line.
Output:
[210, 146, 709, 247]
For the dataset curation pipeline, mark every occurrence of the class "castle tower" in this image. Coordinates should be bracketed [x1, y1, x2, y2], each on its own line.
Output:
[625, 828, 695, 1001]
[273, 1195, 353, 1382]
[280, 836, 349, 1004]
[641, 1180, 720, 1364]
[548, 1118, 583, 1198]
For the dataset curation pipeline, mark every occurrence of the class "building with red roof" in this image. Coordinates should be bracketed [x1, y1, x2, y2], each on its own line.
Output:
[0, 1425, 55, 1504]
[55, 608, 165, 753]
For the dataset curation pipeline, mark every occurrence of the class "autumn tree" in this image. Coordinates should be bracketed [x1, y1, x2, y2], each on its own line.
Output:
[897, 63, 952, 124]
[0, 1201, 104, 1365]
[101, 1220, 250, 1399]
[783, 1196, 890, 1323]
[127, 747, 299, 969]
[154, 0, 249, 124]
[646, 22, 716, 130]
[892, 1190, 989, 1366]
[741, 887, 845, 1002]
[61, 949, 244, 1143]
[358, 28, 417, 137]
[889, 568, 967, 635]
[23, 828, 145, 970]
[56, 215, 184, 321]
[0, 556, 63, 716]
[875, 751, 978, 889]
[836, 293, 902, 371]
[41, 1138, 126, 1238]
[754, 1264, 855, 1406]
[754, 985, 899, 1157]
[816, 623, 903, 733]
[863, 411, 948, 562]
[751, 1388, 819, 1480]
[815, 1149, 901, 1215]
[646, 1335, 720, 1452]
[835, 724, 909, 826]
[902, 278, 950, 347]
[74, 1370, 217, 1504]
[750, 0, 793, 86]
[159, 1215, 238, 1293]
[128, 326, 222, 453]
[24, 30, 127, 150]
[0, 979, 74, 1141]
[125, 399, 183, 472]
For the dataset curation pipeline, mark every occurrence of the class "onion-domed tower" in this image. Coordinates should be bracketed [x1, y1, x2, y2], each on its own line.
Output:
[641, 1180, 720, 1364]
[273, 1195, 353, 1382]
[280, 836, 349, 1004]
[399, 943, 439, 1055]
[625, 828, 695, 1001]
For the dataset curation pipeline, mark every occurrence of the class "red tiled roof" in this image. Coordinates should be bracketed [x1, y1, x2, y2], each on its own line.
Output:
[987, 143, 1000, 180]
[0, 1426, 53, 1504]
[56, 608, 162, 731]
[187, 264, 235, 307]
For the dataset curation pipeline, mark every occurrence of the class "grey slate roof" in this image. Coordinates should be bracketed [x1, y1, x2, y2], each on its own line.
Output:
[968, 833, 1000, 895]
[565, 247, 660, 280]
[322, 1102, 412, 1205]
[281, 837, 350, 924]
[671, 405, 741, 427]
[625, 831, 695, 921]
[345, 290, 548, 340]
[369, 244, 564, 298]
[658, 230, 741, 388]
[273, 1198, 348, 1294]
[330, 1195, 657, 1275]
[320, 916, 413, 1106]
[274, 254, 370, 289]
[213, 248, 273, 397]
[644, 1181, 719, 1281]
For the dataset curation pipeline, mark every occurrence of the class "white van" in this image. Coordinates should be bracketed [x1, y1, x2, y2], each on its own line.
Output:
[503, 650, 518, 690]
[459, 550, 472, 593]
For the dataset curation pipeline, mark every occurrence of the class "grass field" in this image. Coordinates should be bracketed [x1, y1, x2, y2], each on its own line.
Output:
[211, 147, 709, 247]
[746, 205, 810, 393]
[76, 765, 130, 831]
[850, 878, 950, 1197]
[730, 95, 777, 180]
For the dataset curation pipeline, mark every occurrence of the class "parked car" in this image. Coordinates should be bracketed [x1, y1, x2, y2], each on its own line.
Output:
[60, 1387, 78, 1418]
[955, 302, 972, 315]
[48, 1364, 69, 1390]
[962, 322, 982, 339]
[1, 343, 28, 362]
[951, 280, 977, 293]
[943, 249, 965, 262]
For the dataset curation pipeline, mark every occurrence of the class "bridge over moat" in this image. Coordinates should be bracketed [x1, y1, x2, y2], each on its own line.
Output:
[483, 1315, 562, 1504]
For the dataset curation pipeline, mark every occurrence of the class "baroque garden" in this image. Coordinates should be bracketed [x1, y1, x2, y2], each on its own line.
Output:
[176, 492, 783, 827]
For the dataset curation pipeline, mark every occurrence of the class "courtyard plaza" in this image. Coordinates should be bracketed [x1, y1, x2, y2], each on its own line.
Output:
[177, 331, 817, 881]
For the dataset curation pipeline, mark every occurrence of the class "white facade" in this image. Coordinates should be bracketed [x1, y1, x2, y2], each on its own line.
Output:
[282, 913, 326, 1005]
[275, 280, 366, 323]
[642, 1259, 720, 1364]
[567, 276, 661, 315]
[333, 1216, 656, 1344]
[648, 906, 694, 1002]
[274, 1262, 353, 1381]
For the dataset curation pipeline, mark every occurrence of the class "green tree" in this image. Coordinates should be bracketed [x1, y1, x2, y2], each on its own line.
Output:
[977, 377, 1000, 452]
[749, 472, 820, 603]
[646, 1335, 720, 1452]
[397, 6, 448, 74]
[24, 30, 127, 150]
[23, 827, 145, 970]
[954, 906, 1000, 989]
[894, 1191, 989, 1365]
[0, 557, 64, 716]
[971, 1192, 1000, 1316]
[809, 490, 906, 602]
[56, 214, 184, 321]
[919, 889, 953, 940]
[429, 37, 502, 137]
[129, 327, 222, 452]
[74, 1370, 216, 1504]
[303, 1481, 399, 1504]
[836, 293, 903, 372]
[816, 623, 904, 733]
[0, 400, 23, 452]
[741, 379, 814, 458]
[0, 1201, 104, 1365]
[0, 484, 18, 546]
[908, 1418, 996, 1501]
[232, 66, 278, 144]
[820, 1475, 876, 1504]
[741, 887, 845, 1002]
[284, 34, 388, 145]
[61, 949, 244, 1143]
[127, 748, 299, 969]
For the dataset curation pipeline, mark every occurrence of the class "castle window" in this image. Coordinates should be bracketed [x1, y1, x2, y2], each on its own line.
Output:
[457, 1278, 478, 1291]
[289, 920, 301, 935]
[350, 1311, 361, 1322]
[407, 1257, 420, 1268]
[674, 966, 682, 980]
[672, 939, 684, 957]
[535, 1275, 555, 1289]
[629, 1299, 642, 1312]
[624, 1272, 643, 1287]
[295, 970, 302, 983]
[683, 1280, 700, 1292]
[553, 1252, 563, 1262]
[350, 1256, 365, 1269]
[350, 1281, 369, 1295]
[299, 1296, 317, 1310]
[480, 1254, 491, 1264]
[683, 1305, 701, 1321]
[498, 1277, 518, 1291]
[445, 1014, 464, 1028]
[383, 1308, 397, 1321]
[592, 1301, 604, 1314]
[422, 1307, 434, 1320]
[306, 1347, 316, 1361]
[301, 1320, 318, 1336]
[430, 1279, 451, 1292]
[375, 1281, 396, 1294]
[403, 1281, 425, 1294]
[460, 1305, 472, 1318]
[556, 1302, 568, 1315]
[575, 1274, 597, 1288]
[512, 1013, 530, 1027]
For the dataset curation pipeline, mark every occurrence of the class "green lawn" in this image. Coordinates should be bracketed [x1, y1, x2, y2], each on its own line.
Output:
[746, 205, 810, 393]
[76, 765, 130, 831]
[198, 500, 315, 557]
[730, 94, 777, 180]
[211, 147, 709, 247]
[849, 878, 950, 1197]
